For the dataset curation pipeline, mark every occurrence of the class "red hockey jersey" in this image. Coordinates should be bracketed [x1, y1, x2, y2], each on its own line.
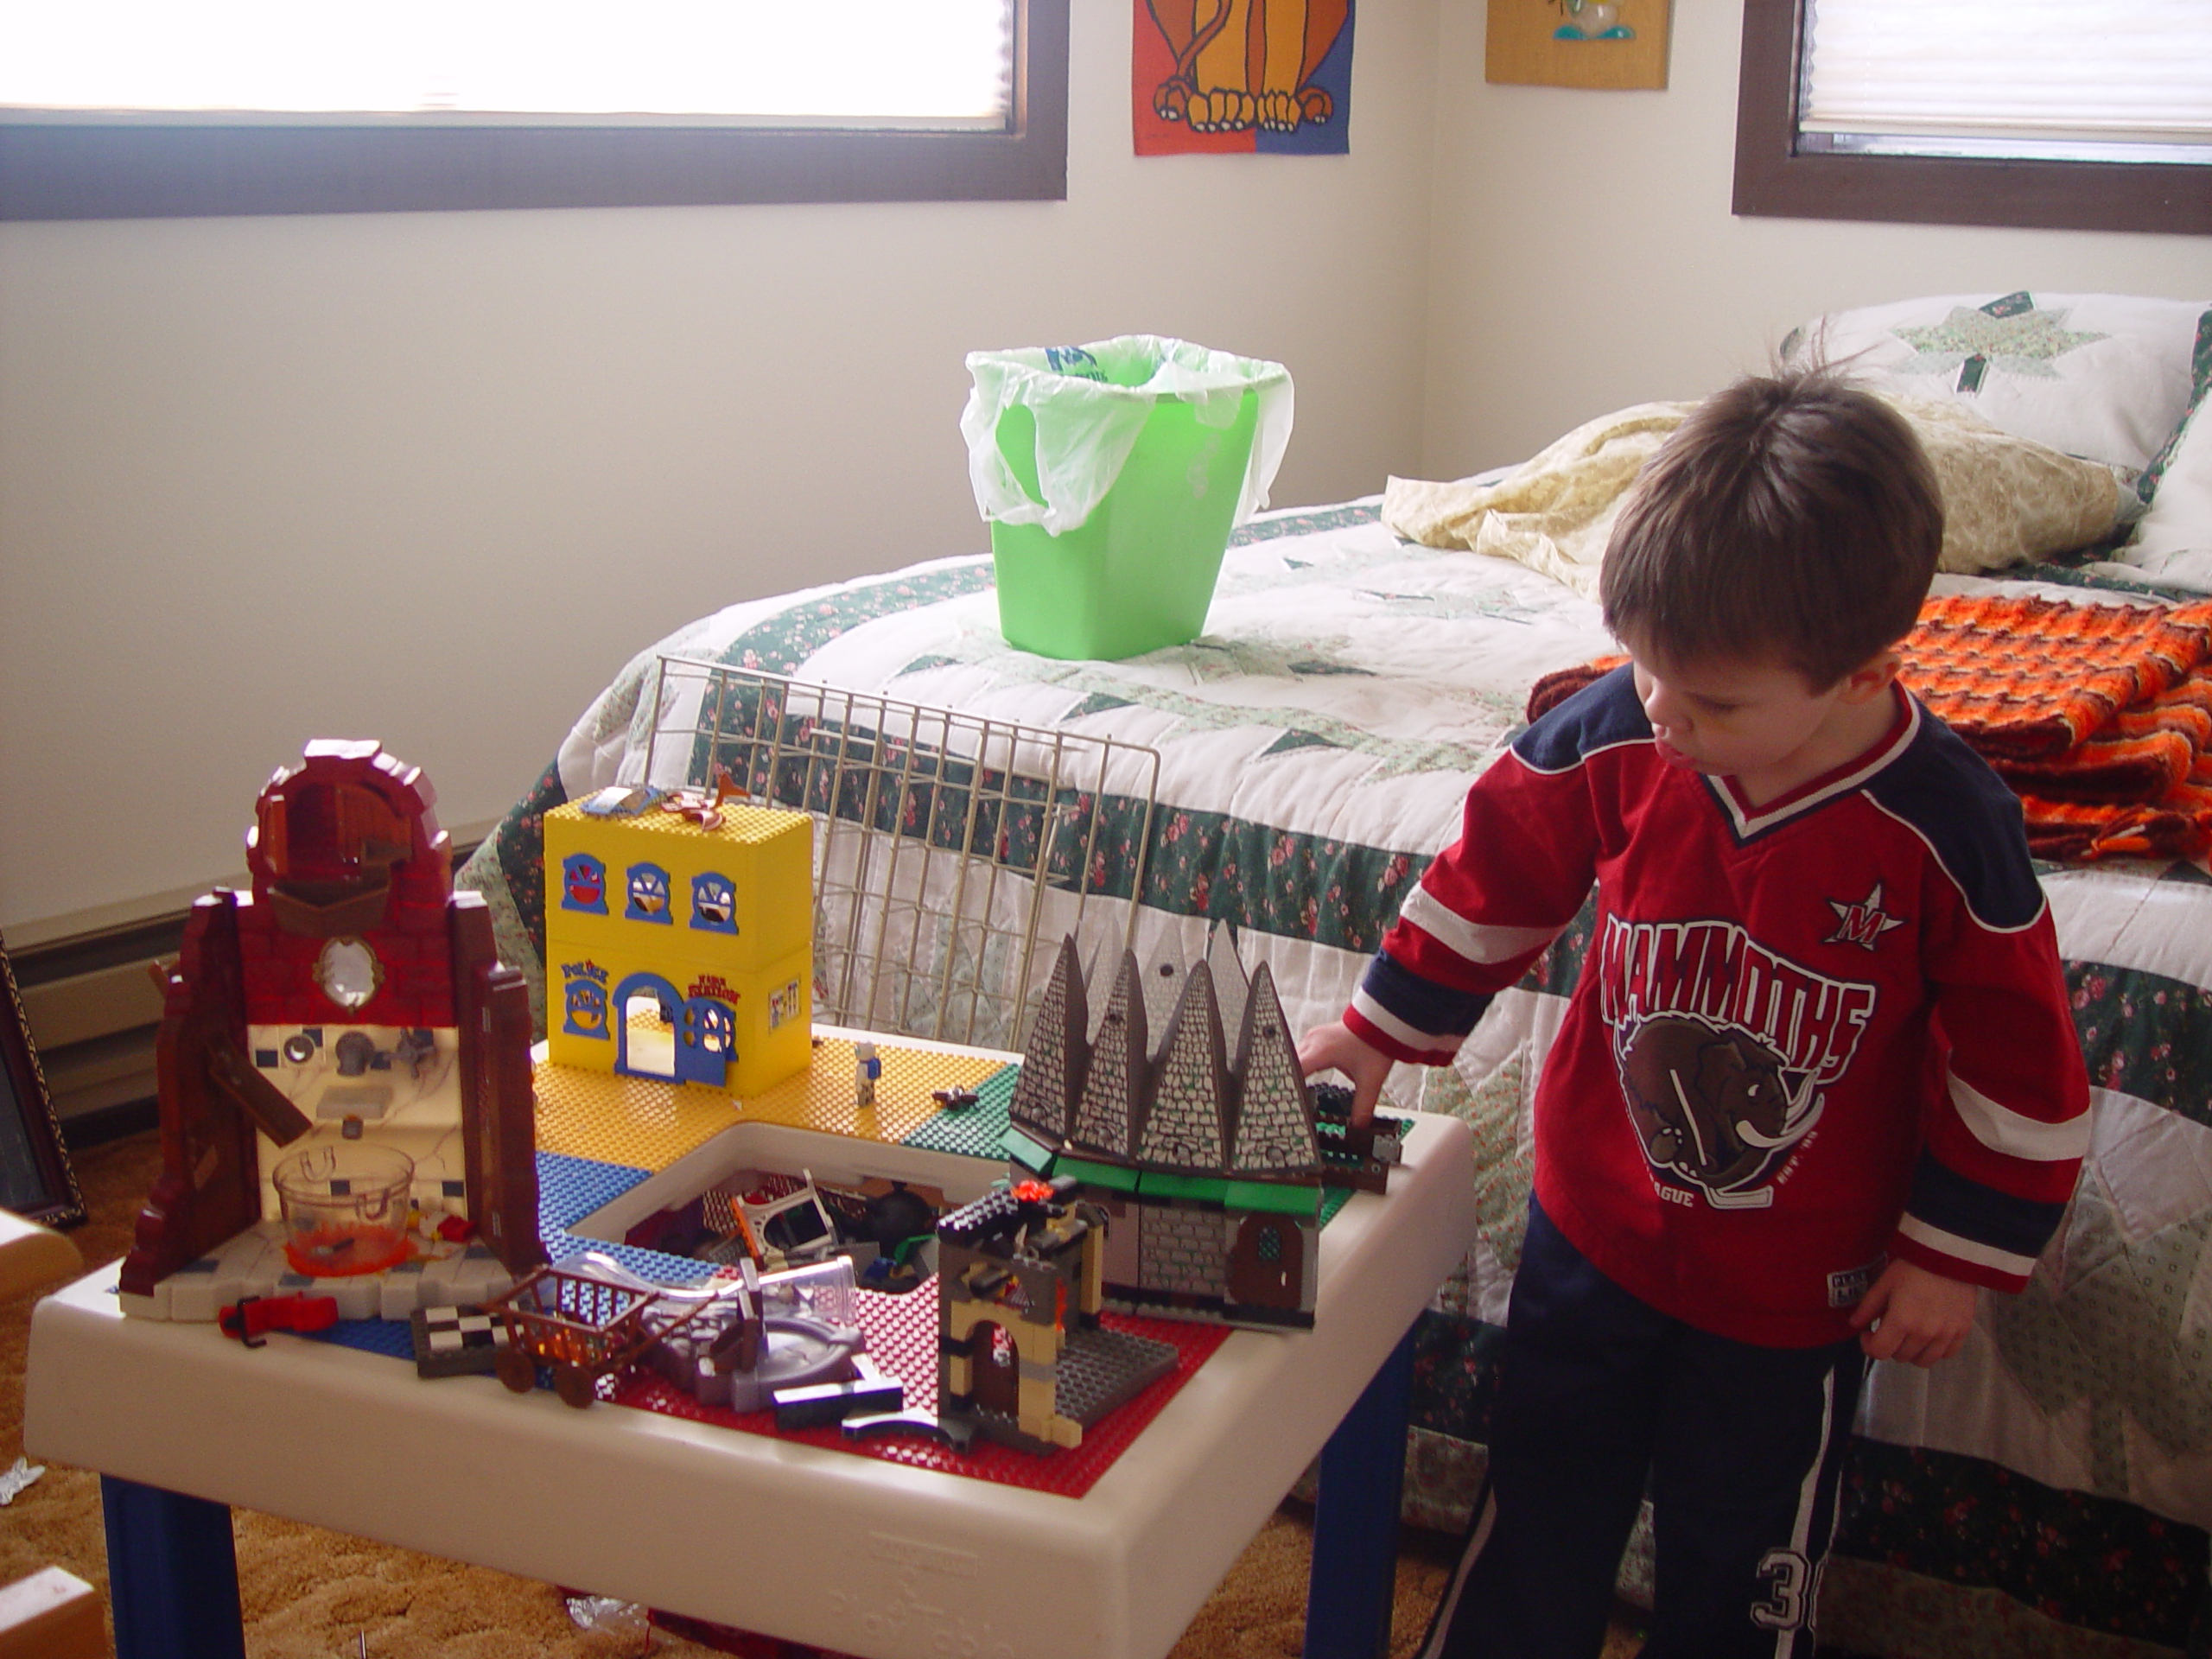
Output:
[1345, 666, 2089, 1346]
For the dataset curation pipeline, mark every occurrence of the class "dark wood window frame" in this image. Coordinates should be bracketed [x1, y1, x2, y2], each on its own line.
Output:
[0, 0, 1067, 220]
[1733, 0, 2212, 237]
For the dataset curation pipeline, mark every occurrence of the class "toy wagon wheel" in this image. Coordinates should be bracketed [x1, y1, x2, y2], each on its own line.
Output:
[554, 1364, 598, 1409]
[495, 1345, 535, 1394]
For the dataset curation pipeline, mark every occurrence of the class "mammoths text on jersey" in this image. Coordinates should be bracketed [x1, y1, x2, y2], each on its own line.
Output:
[1596, 915, 1877, 1082]
[1595, 915, 1878, 1209]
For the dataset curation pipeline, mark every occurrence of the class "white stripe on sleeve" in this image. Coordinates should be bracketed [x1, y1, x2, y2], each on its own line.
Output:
[1401, 885, 1560, 967]
[1896, 1215, 2039, 1281]
[1350, 987, 1464, 1058]
[1948, 1071, 2091, 1163]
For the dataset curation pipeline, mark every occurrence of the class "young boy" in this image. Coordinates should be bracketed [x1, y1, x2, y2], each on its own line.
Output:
[1300, 370, 2089, 1659]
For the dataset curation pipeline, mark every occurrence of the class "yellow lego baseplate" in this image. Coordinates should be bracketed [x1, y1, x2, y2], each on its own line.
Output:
[533, 1026, 1015, 1172]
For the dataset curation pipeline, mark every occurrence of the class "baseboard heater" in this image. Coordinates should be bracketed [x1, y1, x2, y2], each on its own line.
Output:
[13, 912, 181, 1145]
[13, 838, 484, 1147]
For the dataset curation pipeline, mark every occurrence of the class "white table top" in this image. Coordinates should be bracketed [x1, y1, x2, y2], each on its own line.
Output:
[27, 1111, 1476, 1659]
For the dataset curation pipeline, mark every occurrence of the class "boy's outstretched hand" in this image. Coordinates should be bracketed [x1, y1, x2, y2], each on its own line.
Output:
[1848, 1259, 1978, 1366]
[1297, 1020, 1394, 1126]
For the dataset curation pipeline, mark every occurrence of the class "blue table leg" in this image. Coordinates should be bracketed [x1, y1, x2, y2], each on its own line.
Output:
[100, 1475, 247, 1659]
[1304, 1324, 1417, 1659]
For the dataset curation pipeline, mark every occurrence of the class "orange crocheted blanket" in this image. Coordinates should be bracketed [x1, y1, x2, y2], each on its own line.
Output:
[1523, 594, 2212, 863]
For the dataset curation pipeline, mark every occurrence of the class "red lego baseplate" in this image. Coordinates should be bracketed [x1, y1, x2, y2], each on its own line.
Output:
[606, 1276, 1228, 1498]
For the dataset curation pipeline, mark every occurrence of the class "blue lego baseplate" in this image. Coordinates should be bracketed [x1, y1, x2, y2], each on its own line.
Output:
[535, 1150, 716, 1286]
[304, 1316, 417, 1360]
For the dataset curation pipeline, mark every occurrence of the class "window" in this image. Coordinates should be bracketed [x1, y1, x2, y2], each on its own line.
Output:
[626, 864, 673, 924]
[690, 874, 736, 933]
[0, 0, 1066, 219]
[560, 855, 609, 915]
[1733, 0, 2212, 235]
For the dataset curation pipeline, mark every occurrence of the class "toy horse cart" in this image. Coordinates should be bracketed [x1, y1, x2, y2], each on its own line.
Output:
[485, 1263, 707, 1408]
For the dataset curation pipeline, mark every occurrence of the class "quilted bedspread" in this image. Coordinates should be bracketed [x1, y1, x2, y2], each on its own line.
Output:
[461, 501, 2212, 1657]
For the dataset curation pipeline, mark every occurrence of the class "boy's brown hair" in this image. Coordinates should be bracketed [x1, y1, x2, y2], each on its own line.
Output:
[1600, 368, 1943, 689]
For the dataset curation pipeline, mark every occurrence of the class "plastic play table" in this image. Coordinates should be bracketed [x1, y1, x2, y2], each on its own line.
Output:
[26, 1109, 1476, 1659]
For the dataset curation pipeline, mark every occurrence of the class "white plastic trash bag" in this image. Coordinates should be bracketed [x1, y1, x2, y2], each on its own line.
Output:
[961, 335, 1294, 537]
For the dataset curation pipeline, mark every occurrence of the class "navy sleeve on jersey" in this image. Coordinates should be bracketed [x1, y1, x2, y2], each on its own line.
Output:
[1343, 671, 1626, 1065]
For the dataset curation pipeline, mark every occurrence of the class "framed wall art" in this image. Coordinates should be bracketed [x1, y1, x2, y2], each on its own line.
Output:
[1135, 0, 1357, 156]
[1487, 0, 1672, 90]
[0, 931, 84, 1228]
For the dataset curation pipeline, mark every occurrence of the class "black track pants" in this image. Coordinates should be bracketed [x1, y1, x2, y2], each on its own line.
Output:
[1417, 1201, 1867, 1659]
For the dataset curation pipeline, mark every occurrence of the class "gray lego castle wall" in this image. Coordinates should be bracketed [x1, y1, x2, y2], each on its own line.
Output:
[1137, 1202, 1229, 1300]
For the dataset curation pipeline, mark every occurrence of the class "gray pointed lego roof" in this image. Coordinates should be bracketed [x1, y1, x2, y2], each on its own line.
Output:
[1070, 951, 1145, 1160]
[1135, 959, 1230, 1173]
[1229, 960, 1321, 1176]
[1080, 936, 1116, 1046]
[1205, 924, 1250, 1055]
[1020, 925, 1320, 1181]
[1138, 944, 1187, 1069]
[1008, 935, 1084, 1146]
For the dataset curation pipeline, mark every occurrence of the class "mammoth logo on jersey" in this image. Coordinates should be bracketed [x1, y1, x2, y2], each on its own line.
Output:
[1597, 917, 1877, 1208]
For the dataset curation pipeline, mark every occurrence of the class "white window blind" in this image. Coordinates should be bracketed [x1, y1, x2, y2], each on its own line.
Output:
[0, 0, 1014, 130]
[1801, 0, 2212, 164]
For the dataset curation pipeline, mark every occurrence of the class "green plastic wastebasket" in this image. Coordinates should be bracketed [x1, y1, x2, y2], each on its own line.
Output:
[963, 337, 1293, 661]
[989, 390, 1261, 660]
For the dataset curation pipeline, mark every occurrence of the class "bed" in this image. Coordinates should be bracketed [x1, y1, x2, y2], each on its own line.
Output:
[459, 291, 2212, 1658]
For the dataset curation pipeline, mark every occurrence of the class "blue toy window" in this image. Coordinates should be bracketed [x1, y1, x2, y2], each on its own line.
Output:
[562, 971, 609, 1039]
[625, 862, 673, 924]
[688, 999, 734, 1056]
[1255, 1225, 1283, 1264]
[690, 873, 737, 932]
[559, 853, 609, 914]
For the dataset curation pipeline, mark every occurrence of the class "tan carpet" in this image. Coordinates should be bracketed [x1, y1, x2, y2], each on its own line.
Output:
[1, 1132, 1645, 1657]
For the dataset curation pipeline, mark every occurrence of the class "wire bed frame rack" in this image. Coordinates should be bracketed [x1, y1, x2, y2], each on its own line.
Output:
[637, 658, 1162, 1052]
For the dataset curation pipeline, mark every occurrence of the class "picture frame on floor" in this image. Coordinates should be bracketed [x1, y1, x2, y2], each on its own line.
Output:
[0, 930, 83, 1228]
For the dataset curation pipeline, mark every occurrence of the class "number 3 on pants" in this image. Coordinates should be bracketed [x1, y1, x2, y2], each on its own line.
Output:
[1751, 1547, 1812, 1630]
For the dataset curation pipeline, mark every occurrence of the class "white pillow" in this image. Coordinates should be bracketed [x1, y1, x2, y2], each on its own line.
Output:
[2121, 315, 2212, 582]
[1781, 291, 2209, 473]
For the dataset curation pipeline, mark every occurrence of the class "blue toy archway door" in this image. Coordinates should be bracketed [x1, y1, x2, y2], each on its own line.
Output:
[610, 971, 683, 1081]
[677, 998, 735, 1088]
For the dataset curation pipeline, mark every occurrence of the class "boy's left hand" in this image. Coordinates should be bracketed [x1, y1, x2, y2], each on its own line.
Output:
[1848, 1260, 1979, 1366]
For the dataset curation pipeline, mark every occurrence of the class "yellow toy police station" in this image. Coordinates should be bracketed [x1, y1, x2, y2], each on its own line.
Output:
[544, 791, 813, 1098]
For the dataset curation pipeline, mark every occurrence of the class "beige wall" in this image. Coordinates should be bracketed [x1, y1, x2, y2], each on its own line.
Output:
[6, 0, 2212, 936]
[0, 0, 1437, 936]
[1420, 4, 2212, 479]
